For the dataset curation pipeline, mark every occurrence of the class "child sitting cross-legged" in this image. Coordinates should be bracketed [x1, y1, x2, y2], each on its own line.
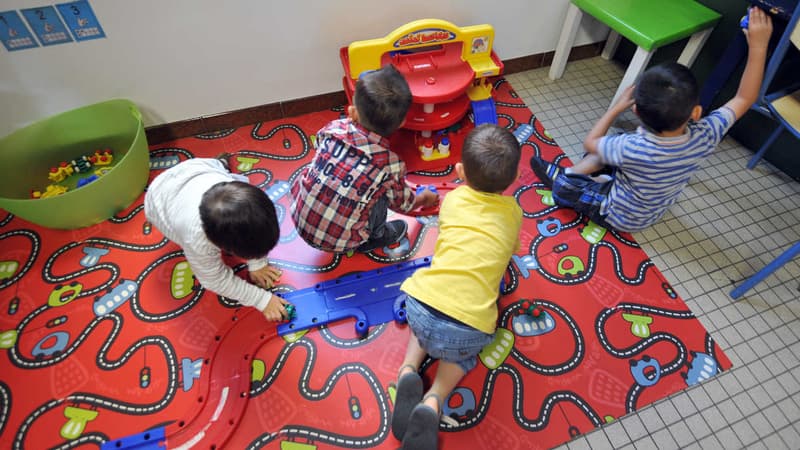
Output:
[529, 7, 772, 233]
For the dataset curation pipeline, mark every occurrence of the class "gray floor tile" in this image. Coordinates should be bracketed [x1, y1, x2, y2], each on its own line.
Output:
[762, 433, 791, 450]
[647, 428, 678, 450]
[621, 414, 648, 442]
[749, 411, 776, 438]
[632, 435, 658, 450]
[654, 400, 682, 426]
[684, 413, 712, 440]
[602, 421, 630, 449]
[778, 425, 800, 448]
[715, 426, 743, 449]
[668, 421, 694, 447]
[636, 406, 664, 434]
[584, 428, 614, 450]
[732, 420, 760, 446]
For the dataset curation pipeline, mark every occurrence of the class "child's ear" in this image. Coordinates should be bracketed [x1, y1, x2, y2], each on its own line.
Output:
[455, 162, 466, 181]
[348, 105, 359, 122]
[690, 105, 703, 121]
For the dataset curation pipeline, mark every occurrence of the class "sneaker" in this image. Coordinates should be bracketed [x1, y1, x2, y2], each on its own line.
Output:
[391, 366, 423, 440]
[529, 156, 561, 188]
[357, 220, 408, 253]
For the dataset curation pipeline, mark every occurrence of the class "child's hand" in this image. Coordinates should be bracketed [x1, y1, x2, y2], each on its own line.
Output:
[416, 189, 439, 208]
[261, 295, 289, 322]
[612, 85, 635, 113]
[250, 264, 282, 289]
[743, 7, 773, 52]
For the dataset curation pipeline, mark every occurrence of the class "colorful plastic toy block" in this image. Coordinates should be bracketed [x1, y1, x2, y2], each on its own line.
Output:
[76, 174, 100, 188]
[71, 155, 93, 173]
[39, 184, 68, 199]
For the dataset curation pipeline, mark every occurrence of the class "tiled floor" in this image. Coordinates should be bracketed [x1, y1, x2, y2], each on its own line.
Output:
[507, 57, 800, 450]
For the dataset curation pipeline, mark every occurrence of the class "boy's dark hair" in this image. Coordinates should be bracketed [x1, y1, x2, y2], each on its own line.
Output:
[461, 124, 521, 193]
[199, 181, 279, 260]
[634, 62, 699, 133]
[354, 65, 412, 137]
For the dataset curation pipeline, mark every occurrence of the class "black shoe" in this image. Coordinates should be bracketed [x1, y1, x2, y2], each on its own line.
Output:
[529, 156, 561, 188]
[357, 220, 408, 253]
[391, 367, 423, 440]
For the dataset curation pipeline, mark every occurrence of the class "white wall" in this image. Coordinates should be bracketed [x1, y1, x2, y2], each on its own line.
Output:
[0, 0, 607, 135]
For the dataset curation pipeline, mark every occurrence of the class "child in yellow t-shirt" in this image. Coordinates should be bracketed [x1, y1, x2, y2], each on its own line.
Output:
[391, 124, 523, 448]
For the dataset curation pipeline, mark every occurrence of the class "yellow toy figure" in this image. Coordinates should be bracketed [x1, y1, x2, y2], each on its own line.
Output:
[91, 149, 114, 166]
[48, 162, 74, 182]
[32, 184, 69, 199]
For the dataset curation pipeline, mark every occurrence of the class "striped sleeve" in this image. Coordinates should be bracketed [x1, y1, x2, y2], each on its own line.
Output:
[596, 133, 629, 167]
[698, 107, 736, 145]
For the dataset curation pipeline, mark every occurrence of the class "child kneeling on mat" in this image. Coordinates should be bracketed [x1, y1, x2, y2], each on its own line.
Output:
[391, 124, 523, 449]
[145, 156, 290, 321]
[290, 65, 438, 254]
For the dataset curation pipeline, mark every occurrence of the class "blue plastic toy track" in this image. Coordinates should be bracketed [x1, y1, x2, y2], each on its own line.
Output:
[101, 427, 165, 449]
[277, 257, 432, 337]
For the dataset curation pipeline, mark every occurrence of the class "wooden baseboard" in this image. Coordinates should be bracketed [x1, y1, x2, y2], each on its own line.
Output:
[145, 42, 603, 145]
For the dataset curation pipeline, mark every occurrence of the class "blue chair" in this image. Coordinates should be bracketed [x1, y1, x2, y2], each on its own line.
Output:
[731, 5, 800, 299]
[731, 242, 800, 299]
[745, 3, 800, 169]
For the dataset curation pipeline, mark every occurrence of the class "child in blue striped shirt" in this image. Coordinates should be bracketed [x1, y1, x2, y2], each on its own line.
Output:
[530, 7, 772, 232]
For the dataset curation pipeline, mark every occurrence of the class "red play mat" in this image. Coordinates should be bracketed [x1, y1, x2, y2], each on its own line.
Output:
[0, 78, 730, 450]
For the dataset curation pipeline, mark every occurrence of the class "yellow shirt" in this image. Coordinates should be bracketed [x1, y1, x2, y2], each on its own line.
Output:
[401, 185, 522, 334]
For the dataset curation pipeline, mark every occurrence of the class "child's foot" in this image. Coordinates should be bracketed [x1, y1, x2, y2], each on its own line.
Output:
[401, 394, 441, 450]
[391, 365, 423, 440]
[357, 220, 408, 253]
[529, 156, 561, 188]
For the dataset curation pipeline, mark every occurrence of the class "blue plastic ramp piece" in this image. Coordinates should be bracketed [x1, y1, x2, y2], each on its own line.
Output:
[101, 427, 166, 449]
[471, 98, 498, 125]
[277, 257, 432, 337]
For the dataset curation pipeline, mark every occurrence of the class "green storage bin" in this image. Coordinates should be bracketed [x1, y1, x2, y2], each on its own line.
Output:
[0, 99, 150, 229]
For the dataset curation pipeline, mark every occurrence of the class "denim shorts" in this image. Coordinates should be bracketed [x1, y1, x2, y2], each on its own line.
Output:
[552, 171, 615, 230]
[404, 295, 495, 373]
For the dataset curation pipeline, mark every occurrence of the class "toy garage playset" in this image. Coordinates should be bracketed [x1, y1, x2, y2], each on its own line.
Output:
[340, 19, 504, 172]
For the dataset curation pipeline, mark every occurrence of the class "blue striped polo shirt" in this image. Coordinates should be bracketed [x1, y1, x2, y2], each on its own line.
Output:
[597, 107, 736, 232]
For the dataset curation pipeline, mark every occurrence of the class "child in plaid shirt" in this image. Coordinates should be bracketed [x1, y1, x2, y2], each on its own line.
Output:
[290, 65, 438, 253]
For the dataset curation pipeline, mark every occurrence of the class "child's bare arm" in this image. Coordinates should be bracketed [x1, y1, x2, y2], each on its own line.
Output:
[584, 85, 635, 154]
[724, 7, 773, 119]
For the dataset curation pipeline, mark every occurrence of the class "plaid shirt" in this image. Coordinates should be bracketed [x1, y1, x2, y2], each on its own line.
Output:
[290, 118, 415, 252]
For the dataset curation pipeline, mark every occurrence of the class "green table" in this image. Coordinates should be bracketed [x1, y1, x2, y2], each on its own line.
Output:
[549, 0, 721, 108]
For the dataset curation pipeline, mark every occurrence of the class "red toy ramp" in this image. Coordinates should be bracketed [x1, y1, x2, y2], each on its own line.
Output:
[0, 79, 730, 450]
